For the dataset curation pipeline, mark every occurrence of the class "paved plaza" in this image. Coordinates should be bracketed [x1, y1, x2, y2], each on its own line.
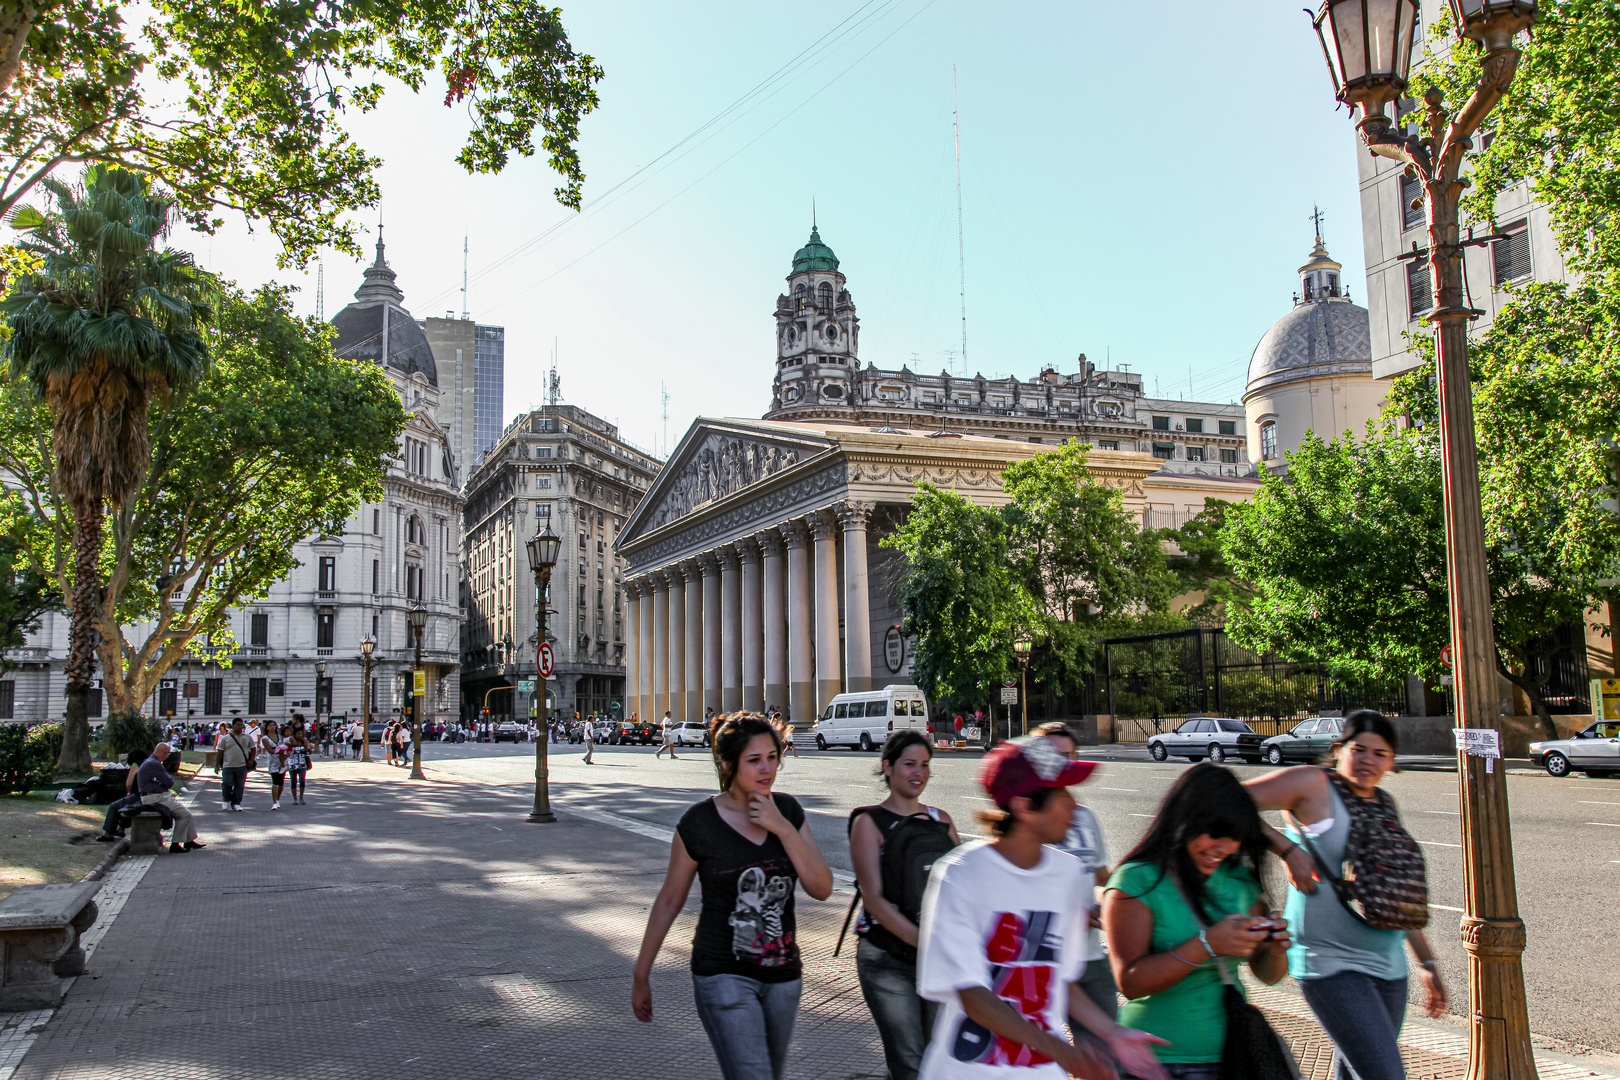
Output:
[1, 753, 1616, 1080]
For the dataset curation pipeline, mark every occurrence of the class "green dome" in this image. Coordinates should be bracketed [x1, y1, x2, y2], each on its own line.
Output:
[791, 227, 839, 273]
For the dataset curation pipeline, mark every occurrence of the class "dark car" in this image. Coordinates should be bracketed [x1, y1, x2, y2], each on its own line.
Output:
[621, 720, 657, 745]
[1148, 717, 1264, 764]
[1260, 717, 1345, 766]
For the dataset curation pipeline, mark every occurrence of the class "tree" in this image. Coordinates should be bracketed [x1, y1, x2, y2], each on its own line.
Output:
[1, 165, 213, 777]
[0, 518, 60, 666]
[0, 283, 405, 717]
[0, 0, 603, 264]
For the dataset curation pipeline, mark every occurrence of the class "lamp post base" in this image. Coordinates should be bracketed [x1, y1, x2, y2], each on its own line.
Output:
[529, 730, 557, 823]
[526, 811, 558, 824]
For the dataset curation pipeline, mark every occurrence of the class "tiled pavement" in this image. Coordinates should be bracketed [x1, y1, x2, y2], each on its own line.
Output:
[3, 760, 1615, 1080]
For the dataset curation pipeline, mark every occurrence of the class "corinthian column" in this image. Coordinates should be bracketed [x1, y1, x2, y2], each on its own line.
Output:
[624, 580, 641, 721]
[759, 529, 788, 718]
[718, 546, 742, 712]
[700, 552, 723, 716]
[684, 559, 703, 724]
[809, 511, 843, 713]
[739, 538, 765, 712]
[638, 577, 656, 722]
[838, 501, 874, 694]
[650, 572, 669, 722]
[782, 519, 814, 728]
[666, 567, 686, 724]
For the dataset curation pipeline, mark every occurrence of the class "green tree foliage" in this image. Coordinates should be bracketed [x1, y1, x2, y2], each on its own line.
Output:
[1170, 497, 1253, 626]
[0, 721, 60, 794]
[0, 524, 60, 666]
[0, 0, 602, 264]
[0, 283, 406, 716]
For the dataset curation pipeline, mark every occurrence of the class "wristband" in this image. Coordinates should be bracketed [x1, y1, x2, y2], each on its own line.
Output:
[1169, 948, 1203, 968]
[1198, 930, 1217, 960]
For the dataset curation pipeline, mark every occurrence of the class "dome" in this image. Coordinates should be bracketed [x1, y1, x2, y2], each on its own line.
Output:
[330, 231, 438, 387]
[791, 226, 839, 273]
[1245, 235, 1371, 397]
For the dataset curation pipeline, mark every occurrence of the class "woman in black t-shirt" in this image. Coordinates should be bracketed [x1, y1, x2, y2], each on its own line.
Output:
[632, 713, 833, 1080]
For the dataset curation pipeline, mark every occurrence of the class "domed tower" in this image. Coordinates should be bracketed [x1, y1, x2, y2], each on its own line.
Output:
[769, 224, 859, 416]
[331, 229, 438, 386]
[1243, 229, 1381, 470]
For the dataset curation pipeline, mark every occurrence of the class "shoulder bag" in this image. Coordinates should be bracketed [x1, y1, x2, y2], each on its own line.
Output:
[1214, 957, 1299, 1080]
[1290, 768, 1428, 931]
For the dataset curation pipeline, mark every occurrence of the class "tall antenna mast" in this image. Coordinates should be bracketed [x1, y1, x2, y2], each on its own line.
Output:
[315, 262, 324, 322]
[952, 64, 967, 376]
[661, 382, 670, 457]
[546, 337, 561, 406]
[460, 234, 470, 320]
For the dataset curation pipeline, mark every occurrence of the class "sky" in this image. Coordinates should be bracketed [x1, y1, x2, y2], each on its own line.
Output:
[182, 0, 1369, 460]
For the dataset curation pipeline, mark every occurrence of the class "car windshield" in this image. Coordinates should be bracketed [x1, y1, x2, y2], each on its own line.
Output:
[1219, 720, 1255, 733]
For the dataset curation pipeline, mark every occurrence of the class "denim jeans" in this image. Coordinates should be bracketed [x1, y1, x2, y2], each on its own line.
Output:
[1162, 1064, 1223, 1080]
[691, 973, 801, 1080]
[220, 766, 246, 806]
[856, 938, 937, 1080]
[1300, 970, 1409, 1080]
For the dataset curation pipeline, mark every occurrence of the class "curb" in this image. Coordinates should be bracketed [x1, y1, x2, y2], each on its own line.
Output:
[83, 837, 129, 882]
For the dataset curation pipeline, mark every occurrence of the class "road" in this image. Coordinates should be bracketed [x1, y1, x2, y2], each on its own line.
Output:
[404, 737, 1620, 1057]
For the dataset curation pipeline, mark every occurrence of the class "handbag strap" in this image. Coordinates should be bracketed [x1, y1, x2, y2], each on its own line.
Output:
[1284, 810, 1373, 929]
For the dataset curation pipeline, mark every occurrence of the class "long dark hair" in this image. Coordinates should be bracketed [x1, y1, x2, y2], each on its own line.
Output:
[1339, 709, 1399, 754]
[877, 729, 932, 787]
[710, 712, 782, 791]
[1119, 763, 1268, 920]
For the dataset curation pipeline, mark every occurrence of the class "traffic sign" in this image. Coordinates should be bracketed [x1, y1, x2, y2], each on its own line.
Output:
[1440, 643, 1453, 667]
[1002, 679, 1018, 688]
[516, 679, 535, 693]
[537, 641, 555, 680]
[1000, 686, 1019, 705]
[609, 701, 621, 715]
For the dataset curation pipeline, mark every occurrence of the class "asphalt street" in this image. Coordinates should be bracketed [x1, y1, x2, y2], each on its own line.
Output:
[408, 738, 1620, 1057]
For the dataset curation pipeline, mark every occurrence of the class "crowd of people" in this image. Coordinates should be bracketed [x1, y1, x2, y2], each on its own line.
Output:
[632, 710, 1440, 1080]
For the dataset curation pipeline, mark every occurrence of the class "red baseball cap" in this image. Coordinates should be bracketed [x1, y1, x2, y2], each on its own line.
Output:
[980, 736, 1097, 808]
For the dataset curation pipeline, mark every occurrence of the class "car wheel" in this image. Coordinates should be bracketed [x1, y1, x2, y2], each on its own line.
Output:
[1544, 752, 1571, 778]
[1149, 741, 1168, 762]
[1265, 745, 1284, 766]
[816, 734, 827, 751]
[860, 732, 873, 752]
[1207, 743, 1226, 764]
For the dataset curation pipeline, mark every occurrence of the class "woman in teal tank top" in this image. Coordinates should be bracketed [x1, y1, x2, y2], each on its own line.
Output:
[1245, 710, 1447, 1080]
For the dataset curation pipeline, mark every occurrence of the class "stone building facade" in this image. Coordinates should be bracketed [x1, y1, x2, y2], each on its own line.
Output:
[461, 405, 661, 722]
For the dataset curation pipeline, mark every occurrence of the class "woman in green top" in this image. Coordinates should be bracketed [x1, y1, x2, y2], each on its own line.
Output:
[1104, 763, 1292, 1079]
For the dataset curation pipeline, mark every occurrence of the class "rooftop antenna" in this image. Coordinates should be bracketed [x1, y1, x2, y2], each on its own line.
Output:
[315, 262, 324, 322]
[546, 338, 561, 406]
[460, 233, 470, 320]
[661, 382, 670, 457]
[952, 64, 967, 378]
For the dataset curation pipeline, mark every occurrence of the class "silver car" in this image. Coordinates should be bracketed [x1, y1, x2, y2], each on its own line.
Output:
[1148, 717, 1264, 764]
[1529, 720, 1620, 778]
[1260, 717, 1345, 766]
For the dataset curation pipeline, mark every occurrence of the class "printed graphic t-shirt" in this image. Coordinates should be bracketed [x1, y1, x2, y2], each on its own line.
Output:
[916, 840, 1089, 1080]
[677, 793, 807, 983]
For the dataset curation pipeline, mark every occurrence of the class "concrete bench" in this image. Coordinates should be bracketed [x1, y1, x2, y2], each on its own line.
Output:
[0, 881, 101, 1010]
[127, 807, 167, 856]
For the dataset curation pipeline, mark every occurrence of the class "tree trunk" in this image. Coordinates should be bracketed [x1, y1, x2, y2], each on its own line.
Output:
[56, 504, 103, 779]
[1499, 664, 1560, 742]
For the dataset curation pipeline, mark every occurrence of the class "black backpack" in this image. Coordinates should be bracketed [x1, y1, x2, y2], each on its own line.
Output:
[839, 806, 957, 963]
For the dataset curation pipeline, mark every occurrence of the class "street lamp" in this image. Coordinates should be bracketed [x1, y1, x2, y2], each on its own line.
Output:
[314, 660, 327, 731]
[408, 603, 427, 781]
[525, 521, 562, 824]
[1310, 4, 1537, 1077]
[359, 635, 375, 763]
[1013, 637, 1033, 738]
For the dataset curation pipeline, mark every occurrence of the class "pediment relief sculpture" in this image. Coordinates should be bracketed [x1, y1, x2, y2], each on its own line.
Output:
[645, 435, 810, 531]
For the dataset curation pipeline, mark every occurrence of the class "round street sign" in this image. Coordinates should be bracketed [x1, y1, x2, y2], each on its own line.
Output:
[1440, 643, 1453, 668]
[537, 641, 555, 680]
[1002, 679, 1019, 689]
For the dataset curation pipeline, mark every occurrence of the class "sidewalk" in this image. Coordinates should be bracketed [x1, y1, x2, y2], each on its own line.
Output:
[0, 759, 1611, 1080]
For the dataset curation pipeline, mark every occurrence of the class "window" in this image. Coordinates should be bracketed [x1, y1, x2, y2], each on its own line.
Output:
[0, 681, 12, 720]
[1152, 442, 1176, 460]
[405, 566, 420, 599]
[249, 678, 267, 715]
[371, 614, 379, 638]
[317, 556, 336, 592]
[578, 533, 586, 549]
[834, 704, 847, 719]
[1492, 223, 1532, 286]
[1187, 446, 1205, 462]
[1097, 440, 1118, 451]
[1220, 448, 1239, 464]
[317, 612, 334, 648]
[1218, 420, 1236, 436]
[250, 613, 268, 646]
[578, 584, 586, 606]
[866, 700, 888, 716]
[1406, 259, 1433, 319]
[1151, 415, 1170, 431]
[1400, 172, 1425, 230]
[372, 508, 381, 534]
[1260, 422, 1278, 460]
[1186, 418, 1204, 434]
[269, 680, 284, 697]
[204, 678, 223, 716]
[372, 559, 380, 594]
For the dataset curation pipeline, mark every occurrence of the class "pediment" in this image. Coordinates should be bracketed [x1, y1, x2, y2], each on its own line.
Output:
[622, 420, 833, 543]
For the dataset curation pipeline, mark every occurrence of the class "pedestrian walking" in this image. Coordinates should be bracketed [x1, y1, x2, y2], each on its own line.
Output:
[632, 713, 833, 1080]
[1244, 709, 1445, 1080]
[259, 720, 288, 810]
[655, 711, 677, 760]
[582, 715, 595, 764]
[137, 742, 206, 853]
[393, 723, 410, 767]
[774, 717, 799, 758]
[847, 730, 959, 1080]
[350, 716, 365, 759]
[1102, 763, 1292, 1080]
[1033, 722, 1118, 1020]
[319, 722, 333, 758]
[213, 717, 254, 812]
[285, 727, 312, 804]
[914, 736, 1165, 1080]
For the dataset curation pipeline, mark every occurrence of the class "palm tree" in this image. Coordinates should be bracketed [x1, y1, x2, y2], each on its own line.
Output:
[3, 166, 214, 777]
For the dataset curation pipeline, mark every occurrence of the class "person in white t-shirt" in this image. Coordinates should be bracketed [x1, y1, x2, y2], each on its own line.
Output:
[915, 736, 1167, 1080]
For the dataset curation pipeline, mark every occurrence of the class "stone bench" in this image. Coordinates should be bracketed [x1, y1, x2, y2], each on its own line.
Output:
[0, 881, 101, 1010]
[127, 807, 168, 856]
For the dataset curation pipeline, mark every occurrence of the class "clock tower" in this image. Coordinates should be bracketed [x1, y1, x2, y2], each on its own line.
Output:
[770, 225, 859, 414]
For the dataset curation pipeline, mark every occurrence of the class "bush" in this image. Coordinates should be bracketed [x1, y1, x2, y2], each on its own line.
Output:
[101, 712, 163, 760]
[0, 721, 60, 794]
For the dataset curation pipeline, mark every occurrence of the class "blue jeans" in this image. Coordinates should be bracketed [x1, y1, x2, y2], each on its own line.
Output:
[691, 973, 801, 1080]
[220, 766, 246, 806]
[856, 938, 937, 1080]
[1300, 970, 1409, 1080]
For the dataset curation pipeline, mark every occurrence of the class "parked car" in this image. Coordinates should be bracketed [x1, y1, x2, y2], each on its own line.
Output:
[619, 719, 657, 745]
[1529, 720, 1620, 778]
[493, 721, 523, 743]
[1259, 717, 1345, 766]
[811, 685, 931, 751]
[670, 720, 710, 747]
[1147, 717, 1263, 764]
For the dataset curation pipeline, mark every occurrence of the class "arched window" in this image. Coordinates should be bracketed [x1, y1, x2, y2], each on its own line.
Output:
[794, 283, 806, 298]
[817, 281, 833, 307]
[1260, 421, 1278, 460]
[407, 515, 424, 545]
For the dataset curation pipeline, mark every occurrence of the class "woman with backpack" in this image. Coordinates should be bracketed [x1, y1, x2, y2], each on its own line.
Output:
[847, 730, 959, 1080]
[631, 713, 832, 1080]
[1244, 709, 1445, 1080]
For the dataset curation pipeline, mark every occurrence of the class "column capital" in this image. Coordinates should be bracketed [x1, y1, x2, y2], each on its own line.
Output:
[716, 544, 741, 572]
[780, 518, 812, 549]
[680, 557, 702, 584]
[808, 509, 840, 543]
[656, 566, 679, 590]
[696, 550, 721, 576]
[756, 527, 786, 557]
[736, 535, 761, 564]
[625, 578, 644, 601]
[835, 499, 875, 530]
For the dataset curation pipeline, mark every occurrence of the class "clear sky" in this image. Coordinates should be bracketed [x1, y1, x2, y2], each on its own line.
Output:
[183, 0, 1369, 460]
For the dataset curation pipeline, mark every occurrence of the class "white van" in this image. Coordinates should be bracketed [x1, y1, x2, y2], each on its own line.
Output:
[811, 685, 930, 751]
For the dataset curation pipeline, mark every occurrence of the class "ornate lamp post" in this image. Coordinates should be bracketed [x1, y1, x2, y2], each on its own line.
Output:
[408, 603, 427, 781]
[359, 635, 375, 763]
[1310, 3, 1537, 1076]
[525, 521, 562, 824]
[314, 660, 327, 732]
[1012, 637, 1033, 738]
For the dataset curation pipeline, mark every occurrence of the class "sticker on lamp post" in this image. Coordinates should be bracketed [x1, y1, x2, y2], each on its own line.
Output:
[412, 670, 426, 697]
[1454, 728, 1501, 773]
